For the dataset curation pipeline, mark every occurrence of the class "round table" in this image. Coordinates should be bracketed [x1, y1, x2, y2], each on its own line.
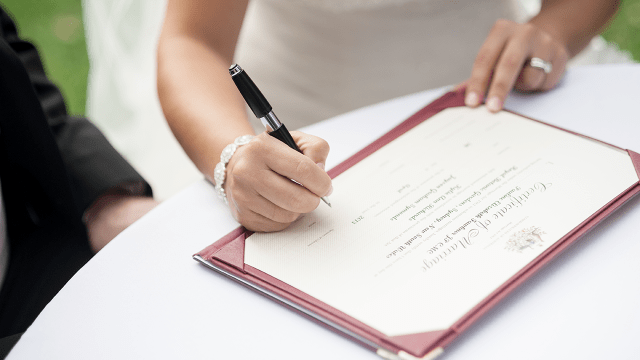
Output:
[8, 64, 640, 360]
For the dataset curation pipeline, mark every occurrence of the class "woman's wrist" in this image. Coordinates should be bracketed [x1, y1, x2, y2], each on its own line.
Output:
[210, 134, 255, 204]
[530, 0, 618, 58]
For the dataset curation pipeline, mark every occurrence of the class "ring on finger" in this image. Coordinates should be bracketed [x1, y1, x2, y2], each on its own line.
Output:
[529, 57, 552, 74]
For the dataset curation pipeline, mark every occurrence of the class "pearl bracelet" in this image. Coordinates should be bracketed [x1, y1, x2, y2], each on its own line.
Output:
[213, 135, 255, 204]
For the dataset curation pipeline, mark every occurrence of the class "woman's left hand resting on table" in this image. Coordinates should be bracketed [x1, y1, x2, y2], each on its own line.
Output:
[464, 0, 621, 112]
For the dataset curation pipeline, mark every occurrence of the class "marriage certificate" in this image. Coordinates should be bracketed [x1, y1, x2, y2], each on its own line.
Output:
[243, 106, 638, 337]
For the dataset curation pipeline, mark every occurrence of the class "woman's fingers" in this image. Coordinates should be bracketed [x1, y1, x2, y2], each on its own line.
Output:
[262, 133, 332, 199]
[540, 44, 569, 91]
[515, 62, 547, 92]
[515, 32, 569, 92]
[465, 19, 516, 108]
[291, 131, 333, 195]
[252, 167, 324, 212]
[291, 131, 330, 164]
[228, 197, 297, 232]
[465, 19, 569, 112]
[515, 33, 554, 92]
[484, 23, 539, 111]
[227, 185, 301, 232]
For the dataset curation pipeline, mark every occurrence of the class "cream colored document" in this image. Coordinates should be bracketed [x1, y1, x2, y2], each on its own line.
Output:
[244, 106, 638, 337]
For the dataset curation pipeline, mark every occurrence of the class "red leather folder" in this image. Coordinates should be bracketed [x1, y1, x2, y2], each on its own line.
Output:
[194, 89, 640, 360]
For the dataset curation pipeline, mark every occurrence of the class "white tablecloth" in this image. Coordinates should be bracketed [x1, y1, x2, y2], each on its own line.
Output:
[8, 64, 640, 359]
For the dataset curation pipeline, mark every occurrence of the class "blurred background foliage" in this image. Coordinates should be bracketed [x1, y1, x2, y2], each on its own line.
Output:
[1, 0, 638, 117]
[601, 0, 640, 60]
[3, 0, 88, 115]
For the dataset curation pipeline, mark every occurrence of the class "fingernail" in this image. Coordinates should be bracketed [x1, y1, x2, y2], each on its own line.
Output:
[317, 162, 325, 171]
[326, 184, 333, 197]
[486, 96, 502, 112]
[465, 92, 480, 107]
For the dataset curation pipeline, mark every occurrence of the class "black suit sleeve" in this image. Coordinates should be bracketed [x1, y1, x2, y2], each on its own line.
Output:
[0, 8, 152, 213]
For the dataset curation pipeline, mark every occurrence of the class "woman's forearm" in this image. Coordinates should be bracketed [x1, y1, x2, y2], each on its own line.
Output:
[157, 0, 251, 178]
[532, 0, 620, 57]
[157, 34, 253, 178]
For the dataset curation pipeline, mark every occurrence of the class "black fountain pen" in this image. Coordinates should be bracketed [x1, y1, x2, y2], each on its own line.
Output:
[229, 64, 331, 207]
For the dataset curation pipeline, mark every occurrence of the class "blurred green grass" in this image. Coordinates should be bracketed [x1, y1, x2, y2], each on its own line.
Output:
[2, 0, 638, 118]
[2, 0, 88, 115]
[602, 0, 640, 61]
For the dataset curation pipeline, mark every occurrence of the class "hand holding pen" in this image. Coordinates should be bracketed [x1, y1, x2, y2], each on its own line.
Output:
[219, 64, 332, 232]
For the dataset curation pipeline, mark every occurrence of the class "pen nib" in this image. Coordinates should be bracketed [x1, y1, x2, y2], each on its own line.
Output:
[321, 196, 332, 207]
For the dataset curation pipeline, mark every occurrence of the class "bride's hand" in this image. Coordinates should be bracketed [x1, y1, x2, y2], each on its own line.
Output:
[223, 131, 332, 232]
[464, 19, 569, 112]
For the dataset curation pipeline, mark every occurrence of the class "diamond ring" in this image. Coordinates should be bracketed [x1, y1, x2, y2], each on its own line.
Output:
[529, 57, 552, 74]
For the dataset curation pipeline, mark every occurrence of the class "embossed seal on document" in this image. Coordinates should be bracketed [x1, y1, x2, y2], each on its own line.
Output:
[505, 226, 545, 252]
